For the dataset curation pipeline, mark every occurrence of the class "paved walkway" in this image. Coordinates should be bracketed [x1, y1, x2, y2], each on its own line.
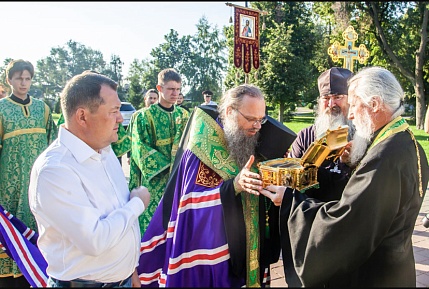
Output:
[270, 188, 429, 287]
[120, 155, 429, 287]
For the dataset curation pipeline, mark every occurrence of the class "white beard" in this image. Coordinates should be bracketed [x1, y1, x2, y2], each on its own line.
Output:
[349, 108, 374, 167]
[223, 115, 259, 169]
[314, 106, 355, 140]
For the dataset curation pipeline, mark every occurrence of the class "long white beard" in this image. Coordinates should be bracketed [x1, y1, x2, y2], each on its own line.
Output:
[223, 115, 259, 169]
[349, 108, 374, 167]
[314, 107, 355, 140]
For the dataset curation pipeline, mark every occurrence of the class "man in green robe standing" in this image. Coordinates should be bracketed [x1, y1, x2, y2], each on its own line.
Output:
[0, 59, 57, 287]
[129, 68, 189, 235]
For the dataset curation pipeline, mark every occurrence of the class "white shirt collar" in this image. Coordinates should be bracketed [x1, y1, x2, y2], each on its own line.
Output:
[58, 126, 112, 163]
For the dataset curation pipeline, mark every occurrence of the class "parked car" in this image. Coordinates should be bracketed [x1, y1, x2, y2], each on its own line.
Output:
[120, 102, 136, 128]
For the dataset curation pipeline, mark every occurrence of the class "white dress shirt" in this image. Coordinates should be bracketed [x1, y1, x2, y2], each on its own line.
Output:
[29, 126, 145, 282]
[201, 100, 217, 106]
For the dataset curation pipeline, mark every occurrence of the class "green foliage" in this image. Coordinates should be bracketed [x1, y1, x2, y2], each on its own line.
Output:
[32, 40, 108, 101]
[1, 1, 428, 128]
[251, 2, 320, 122]
[125, 16, 226, 104]
[104, 55, 125, 101]
[127, 74, 144, 110]
[185, 17, 227, 102]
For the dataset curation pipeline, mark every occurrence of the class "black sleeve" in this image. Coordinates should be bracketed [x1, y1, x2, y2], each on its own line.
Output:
[259, 194, 281, 271]
[219, 179, 246, 279]
[280, 187, 308, 287]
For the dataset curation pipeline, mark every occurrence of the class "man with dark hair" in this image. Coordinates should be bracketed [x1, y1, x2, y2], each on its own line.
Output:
[28, 70, 150, 287]
[201, 89, 217, 106]
[288, 67, 354, 202]
[263, 66, 429, 287]
[137, 84, 285, 287]
[176, 92, 189, 112]
[129, 68, 189, 235]
[0, 59, 57, 287]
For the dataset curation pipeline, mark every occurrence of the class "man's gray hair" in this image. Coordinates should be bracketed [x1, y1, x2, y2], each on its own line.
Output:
[218, 84, 264, 120]
[348, 66, 405, 118]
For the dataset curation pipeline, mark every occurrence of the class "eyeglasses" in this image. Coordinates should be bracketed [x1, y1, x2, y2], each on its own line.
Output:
[320, 94, 346, 102]
[235, 109, 267, 125]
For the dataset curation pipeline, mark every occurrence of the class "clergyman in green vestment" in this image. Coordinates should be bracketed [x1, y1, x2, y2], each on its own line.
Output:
[129, 68, 189, 235]
[0, 59, 58, 286]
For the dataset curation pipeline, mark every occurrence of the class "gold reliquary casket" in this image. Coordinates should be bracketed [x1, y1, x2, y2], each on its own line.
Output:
[258, 125, 349, 192]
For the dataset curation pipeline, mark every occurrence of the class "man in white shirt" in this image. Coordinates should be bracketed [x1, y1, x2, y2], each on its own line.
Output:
[201, 90, 217, 106]
[28, 71, 150, 287]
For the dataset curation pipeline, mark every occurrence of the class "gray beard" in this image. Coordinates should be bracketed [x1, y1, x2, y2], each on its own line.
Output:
[223, 117, 259, 169]
[314, 107, 355, 140]
[349, 109, 374, 167]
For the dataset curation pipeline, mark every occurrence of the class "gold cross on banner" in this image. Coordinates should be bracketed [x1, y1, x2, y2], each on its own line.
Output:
[327, 26, 369, 72]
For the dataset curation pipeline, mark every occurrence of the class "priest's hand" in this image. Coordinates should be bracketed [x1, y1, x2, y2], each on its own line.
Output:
[233, 155, 263, 195]
[340, 141, 352, 165]
[260, 185, 286, 206]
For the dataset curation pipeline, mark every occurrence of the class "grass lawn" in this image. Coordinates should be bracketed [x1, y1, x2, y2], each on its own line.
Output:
[53, 113, 60, 124]
[283, 112, 429, 161]
[53, 111, 429, 160]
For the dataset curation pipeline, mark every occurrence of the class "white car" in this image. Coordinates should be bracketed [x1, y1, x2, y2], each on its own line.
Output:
[120, 102, 136, 128]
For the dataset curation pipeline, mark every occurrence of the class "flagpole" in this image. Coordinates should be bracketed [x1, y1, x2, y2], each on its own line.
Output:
[225, 3, 268, 15]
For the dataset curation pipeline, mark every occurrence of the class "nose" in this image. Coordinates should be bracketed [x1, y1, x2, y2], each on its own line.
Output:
[348, 110, 354, 120]
[253, 121, 262, 129]
[328, 98, 337, 107]
[118, 112, 124, 123]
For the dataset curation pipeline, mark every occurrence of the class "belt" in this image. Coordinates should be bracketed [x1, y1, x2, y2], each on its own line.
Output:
[50, 275, 132, 288]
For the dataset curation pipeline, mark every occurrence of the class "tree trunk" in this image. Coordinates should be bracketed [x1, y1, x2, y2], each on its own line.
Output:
[414, 3, 428, 129]
[278, 102, 285, 123]
[368, 2, 428, 129]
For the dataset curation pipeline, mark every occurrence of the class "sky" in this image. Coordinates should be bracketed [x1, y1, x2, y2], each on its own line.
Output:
[1, 1, 246, 76]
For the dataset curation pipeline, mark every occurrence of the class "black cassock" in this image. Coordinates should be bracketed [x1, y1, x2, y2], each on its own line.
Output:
[281, 129, 429, 287]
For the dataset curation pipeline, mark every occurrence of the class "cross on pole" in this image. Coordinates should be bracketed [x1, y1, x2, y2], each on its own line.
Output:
[327, 26, 369, 72]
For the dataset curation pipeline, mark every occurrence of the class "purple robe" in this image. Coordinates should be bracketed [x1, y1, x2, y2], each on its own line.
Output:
[137, 149, 245, 287]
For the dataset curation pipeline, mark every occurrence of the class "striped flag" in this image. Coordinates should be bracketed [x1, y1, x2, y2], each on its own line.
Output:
[0, 205, 48, 287]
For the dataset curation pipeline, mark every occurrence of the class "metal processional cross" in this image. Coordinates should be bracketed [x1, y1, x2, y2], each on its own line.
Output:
[327, 26, 369, 72]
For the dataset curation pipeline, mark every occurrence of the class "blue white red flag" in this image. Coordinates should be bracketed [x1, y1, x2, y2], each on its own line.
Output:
[0, 205, 48, 287]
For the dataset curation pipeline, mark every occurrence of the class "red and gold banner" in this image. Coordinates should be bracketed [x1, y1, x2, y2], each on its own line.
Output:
[234, 6, 260, 73]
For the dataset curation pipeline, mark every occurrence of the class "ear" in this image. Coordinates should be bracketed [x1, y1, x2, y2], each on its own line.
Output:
[226, 106, 234, 117]
[75, 107, 88, 126]
[156, 84, 162, 93]
[371, 96, 382, 113]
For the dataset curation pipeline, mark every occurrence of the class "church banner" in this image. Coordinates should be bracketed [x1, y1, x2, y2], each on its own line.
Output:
[234, 6, 260, 73]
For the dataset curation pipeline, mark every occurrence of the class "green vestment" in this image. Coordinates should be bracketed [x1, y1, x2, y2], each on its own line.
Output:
[0, 96, 57, 277]
[129, 104, 189, 234]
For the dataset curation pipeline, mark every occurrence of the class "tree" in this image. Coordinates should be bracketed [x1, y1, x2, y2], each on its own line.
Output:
[364, 2, 428, 129]
[185, 16, 227, 103]
[125, 16, 227, 105]
[316, 2, 429, 129]
[127, 73, 144, 110]
[227, 2, 319, 122]
[257, 21, 317, 122]
[103, 55, 125, 101]
[0, 58, 13, 84]
[33, 40, 107, 109]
